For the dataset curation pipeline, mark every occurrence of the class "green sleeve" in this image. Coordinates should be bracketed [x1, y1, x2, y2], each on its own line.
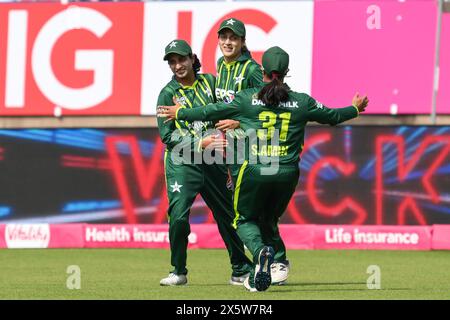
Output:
[157, 89, 203, 152]
[246, 63, 263, 88]
[177, 94, 241, 122]
[305, 95, 358, 125]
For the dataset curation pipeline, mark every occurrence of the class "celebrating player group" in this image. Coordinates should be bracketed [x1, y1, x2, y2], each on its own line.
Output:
[156, 17, 369, 292]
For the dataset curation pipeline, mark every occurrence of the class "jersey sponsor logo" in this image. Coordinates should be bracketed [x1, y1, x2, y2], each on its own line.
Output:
[252, 99, 298, 108]
[279, 101, 299, 108]
[223, 95, 235, 104]
[215, 88, 235, 104]
[252, 98, 265, 106]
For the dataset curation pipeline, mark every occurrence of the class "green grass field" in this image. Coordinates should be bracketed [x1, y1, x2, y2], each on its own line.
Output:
[0, 249, 449, 300]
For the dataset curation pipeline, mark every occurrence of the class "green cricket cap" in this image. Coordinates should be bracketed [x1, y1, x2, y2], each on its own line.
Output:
[262, 46, 290, 76]
[217, 18, 246, 38]
[163, 39, 192, 61]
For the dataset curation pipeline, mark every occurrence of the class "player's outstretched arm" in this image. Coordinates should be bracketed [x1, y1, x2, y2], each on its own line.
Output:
[307, 92, 369, 126]
[158, 97, 240, 122]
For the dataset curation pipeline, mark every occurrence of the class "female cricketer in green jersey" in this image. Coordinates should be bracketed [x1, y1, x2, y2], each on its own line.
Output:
[158, 46, 369, 291]
[214, 17, 263, 172]
[215, 18, 289, 285]
[156, 39, 252, 286]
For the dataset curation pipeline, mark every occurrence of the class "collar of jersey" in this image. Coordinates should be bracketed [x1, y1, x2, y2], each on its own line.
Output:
[180, 79, 199, 90]
[170, 75, 203, 90]
[221, 52, 251, 66]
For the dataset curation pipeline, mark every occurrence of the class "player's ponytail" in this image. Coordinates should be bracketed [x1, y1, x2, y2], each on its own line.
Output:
[257, 72, 290, 107]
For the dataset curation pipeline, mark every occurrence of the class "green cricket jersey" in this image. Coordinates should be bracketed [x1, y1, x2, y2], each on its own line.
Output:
[175, 87, 359, 165]
[215, 51, 263, 104]
[157, 74, 216, 153]
[215, 52, 263, 167]
[157, 73, 253, 276]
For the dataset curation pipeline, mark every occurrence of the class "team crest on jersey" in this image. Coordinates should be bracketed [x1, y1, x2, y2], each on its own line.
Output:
[223, 94, 235, 104]
[175, 96, 187, 106]
[315, 101, 324, 109]
[205, 87, 213, 98]
[234, 75, 245, 85]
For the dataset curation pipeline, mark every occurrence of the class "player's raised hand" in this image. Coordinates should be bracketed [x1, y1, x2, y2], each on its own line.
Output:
[352, 93, 369, 113]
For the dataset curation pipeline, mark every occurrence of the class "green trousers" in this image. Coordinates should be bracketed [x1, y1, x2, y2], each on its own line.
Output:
[228, 164, 287, 262]
[164, 152, 253, 276]
[232, 162, 299, 283]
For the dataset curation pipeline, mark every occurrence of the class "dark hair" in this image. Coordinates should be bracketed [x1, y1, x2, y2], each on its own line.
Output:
[257, 72, 290, 106]
[190, 54, 201, 74]
[241, 42, 252, 57]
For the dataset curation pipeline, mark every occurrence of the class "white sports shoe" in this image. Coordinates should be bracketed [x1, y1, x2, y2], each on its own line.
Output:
[271, 261, 290, 285]
[243, 277, 257, 292]
[159, 273, 187, 286]
[229, 273, 250, 285]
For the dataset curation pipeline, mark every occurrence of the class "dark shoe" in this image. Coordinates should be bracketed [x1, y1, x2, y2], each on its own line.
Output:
[254, 246, 274, 292]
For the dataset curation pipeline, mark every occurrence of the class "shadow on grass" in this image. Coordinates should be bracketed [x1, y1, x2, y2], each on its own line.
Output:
[189, 282, 411, 292]
[268, 282, 411, 293]
[191, 283, 242, 288]
[268, 288, 411, 293]
[291, 282, 367, 286]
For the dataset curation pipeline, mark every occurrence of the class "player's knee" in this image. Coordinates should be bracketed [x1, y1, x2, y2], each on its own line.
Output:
[169, 217, 190, 233]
